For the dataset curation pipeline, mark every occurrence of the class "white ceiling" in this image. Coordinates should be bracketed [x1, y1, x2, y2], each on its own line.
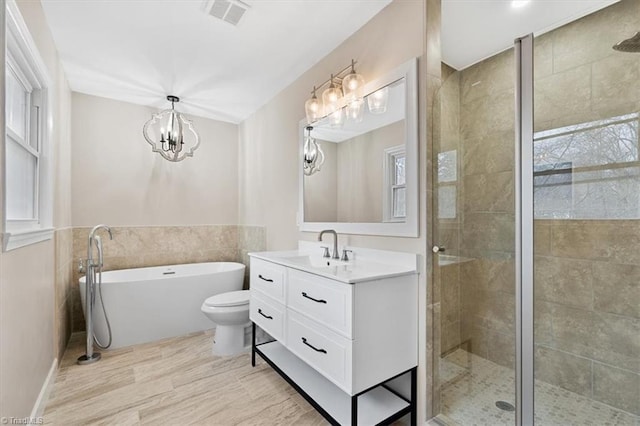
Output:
[442, 0, 620, 70]
[40, 0, 621, 124]
[40, 0, 392, 123]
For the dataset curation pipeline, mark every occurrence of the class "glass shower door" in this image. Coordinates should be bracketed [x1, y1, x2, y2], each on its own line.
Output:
[433, 41, 518, 425]
[532, 0, 640, 423]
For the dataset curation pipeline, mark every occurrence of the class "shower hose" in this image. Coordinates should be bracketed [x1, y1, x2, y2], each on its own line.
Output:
[91, 262, 113, 349]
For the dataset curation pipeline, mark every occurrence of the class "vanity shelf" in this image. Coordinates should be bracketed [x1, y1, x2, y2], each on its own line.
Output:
[249, 246, 419, 425]
[253, 337, 416, 426]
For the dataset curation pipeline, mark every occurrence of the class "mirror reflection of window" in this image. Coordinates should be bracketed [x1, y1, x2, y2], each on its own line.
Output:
[384, 145, 406, 222]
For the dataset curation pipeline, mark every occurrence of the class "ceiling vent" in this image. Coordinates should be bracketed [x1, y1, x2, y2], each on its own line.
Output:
[203, 0, 250, 26]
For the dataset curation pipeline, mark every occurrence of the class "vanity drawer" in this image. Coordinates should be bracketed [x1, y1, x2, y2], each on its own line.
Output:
[250, 292, 286, 343]
[250, 258, 286, 302]
[286, 310, 352, 393]
[287, 269, 353, 338]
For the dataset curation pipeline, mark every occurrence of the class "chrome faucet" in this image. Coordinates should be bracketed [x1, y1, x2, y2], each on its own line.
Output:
[88, 224, 112, 268]
[78, 224, 113, 365]
[318, 229, 339, 260]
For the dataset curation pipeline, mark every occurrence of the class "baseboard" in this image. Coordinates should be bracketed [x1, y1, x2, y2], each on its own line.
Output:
[30, 358, 58, 419]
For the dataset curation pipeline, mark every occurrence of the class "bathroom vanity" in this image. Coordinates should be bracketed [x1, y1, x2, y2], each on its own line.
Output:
[249, 244, 418, 425]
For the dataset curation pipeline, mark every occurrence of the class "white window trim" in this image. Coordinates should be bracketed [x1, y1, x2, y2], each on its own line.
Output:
[382, 145, 406, 223]
[3, 0, 53, 251]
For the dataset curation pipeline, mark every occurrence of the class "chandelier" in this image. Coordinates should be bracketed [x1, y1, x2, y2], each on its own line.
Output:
[303, 126, 324, 176]
[143, 95, 200, 162]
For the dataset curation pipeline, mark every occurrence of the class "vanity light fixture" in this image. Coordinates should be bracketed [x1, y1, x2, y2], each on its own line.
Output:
[303, 126, 325, 176]
[304, 86, 323, 124]
[304, 59, 365, 125]
[367, 86, 390, 114]
[142, 95, 201, 162]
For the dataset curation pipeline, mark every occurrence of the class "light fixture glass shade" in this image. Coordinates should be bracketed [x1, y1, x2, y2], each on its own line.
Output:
[303, 126, 325, 176]
[346, 98, 364, 123]
[142, 96, 200, 162]
[367, 86, 389, 114]
[304, 90, 322, 124]
[342, 71, 365, 103]
[322, 76, 343, 116]
[329, 108, 344, 128]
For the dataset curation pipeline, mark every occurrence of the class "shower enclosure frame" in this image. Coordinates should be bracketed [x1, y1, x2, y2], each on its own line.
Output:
[514, 33, 535, 426]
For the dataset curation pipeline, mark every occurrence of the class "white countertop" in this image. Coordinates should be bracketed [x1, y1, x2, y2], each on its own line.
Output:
[249, 246, 418, 284]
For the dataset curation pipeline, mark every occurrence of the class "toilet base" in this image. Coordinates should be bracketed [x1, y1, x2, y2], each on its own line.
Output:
[212, 323, 250, 356]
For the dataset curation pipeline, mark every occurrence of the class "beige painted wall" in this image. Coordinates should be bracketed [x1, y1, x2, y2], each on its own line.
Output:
[238, 0, 427, 255]
[71, 93, 239, 227]
[0, 0, 72, 418]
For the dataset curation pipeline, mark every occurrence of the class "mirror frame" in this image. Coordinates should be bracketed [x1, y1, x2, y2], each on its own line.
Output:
[299, 57, 418, 237]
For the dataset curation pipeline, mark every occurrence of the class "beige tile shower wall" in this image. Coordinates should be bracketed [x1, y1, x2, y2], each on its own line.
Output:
[534, 220, 639, 415]
[451, 0, 639, 415]
[70, 225, 241, 332]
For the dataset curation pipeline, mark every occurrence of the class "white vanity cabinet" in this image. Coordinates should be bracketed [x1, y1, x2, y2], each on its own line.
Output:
[249, 251, 418, 426]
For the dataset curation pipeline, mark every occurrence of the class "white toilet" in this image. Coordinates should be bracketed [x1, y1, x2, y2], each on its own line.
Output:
[201, 290, 251, 356]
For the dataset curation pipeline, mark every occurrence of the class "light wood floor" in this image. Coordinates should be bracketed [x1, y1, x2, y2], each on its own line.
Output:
[43, 331, 328, 425]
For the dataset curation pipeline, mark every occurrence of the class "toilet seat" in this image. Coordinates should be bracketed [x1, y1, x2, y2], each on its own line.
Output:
[204, 290, 250, 308]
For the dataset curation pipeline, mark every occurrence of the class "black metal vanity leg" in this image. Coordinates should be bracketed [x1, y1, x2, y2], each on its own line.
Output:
[410, 367, 417, 426]
[351, 394, 358, 426]
[251, 322, 256, 367]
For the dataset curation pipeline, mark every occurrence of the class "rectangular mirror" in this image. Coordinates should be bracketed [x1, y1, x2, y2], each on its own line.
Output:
[299, 58, 418, 237]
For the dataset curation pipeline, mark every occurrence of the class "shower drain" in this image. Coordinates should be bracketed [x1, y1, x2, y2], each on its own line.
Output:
[496, 401, 515, 412]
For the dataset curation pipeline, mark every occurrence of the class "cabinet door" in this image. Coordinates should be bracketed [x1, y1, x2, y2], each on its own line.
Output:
[287, 269, 353, 338]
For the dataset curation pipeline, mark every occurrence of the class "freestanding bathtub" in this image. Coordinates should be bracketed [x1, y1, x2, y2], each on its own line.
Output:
[80, 262, 246, 349]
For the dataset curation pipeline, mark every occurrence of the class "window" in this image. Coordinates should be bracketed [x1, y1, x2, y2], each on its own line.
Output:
[383, 145, 406, 222]
[533, 113, 639, 219]
[4, 0, 53, 250]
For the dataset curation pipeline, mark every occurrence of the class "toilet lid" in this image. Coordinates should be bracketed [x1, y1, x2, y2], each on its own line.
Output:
[204, 290, 250, 307]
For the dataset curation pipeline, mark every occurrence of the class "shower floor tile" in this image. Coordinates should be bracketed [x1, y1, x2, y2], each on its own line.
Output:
[439, 349, 639, 426]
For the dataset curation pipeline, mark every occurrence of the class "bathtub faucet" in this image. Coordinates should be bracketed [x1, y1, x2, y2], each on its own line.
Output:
[88, 224, 112, 268]
[78, 224, 113, 365]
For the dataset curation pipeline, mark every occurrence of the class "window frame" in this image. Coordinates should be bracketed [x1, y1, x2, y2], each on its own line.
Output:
[3, 0, 53, 251]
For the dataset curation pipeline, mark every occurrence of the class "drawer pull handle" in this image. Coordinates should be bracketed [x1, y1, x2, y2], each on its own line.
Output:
[257, 308, 273, 320]
[301, 337, 327, 354]
[258, 274, 273, 283]
[301, 292, 327, 304]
